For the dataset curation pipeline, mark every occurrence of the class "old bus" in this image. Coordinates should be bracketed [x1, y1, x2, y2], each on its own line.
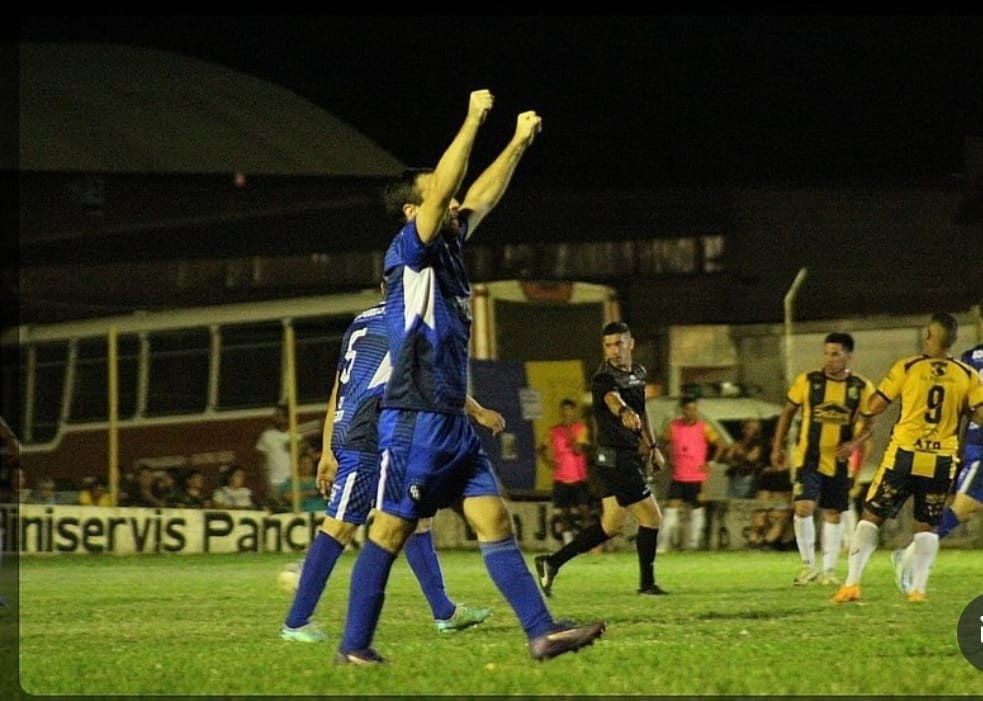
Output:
[2, 280, 620, 504]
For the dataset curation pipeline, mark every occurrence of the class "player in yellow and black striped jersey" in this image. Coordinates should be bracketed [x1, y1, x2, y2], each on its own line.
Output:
[834, 313, 983, 604]
[771, 332, 876, 586]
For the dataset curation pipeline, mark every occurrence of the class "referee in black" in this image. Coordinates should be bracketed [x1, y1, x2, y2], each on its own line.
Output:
[535, 321, 669, 596]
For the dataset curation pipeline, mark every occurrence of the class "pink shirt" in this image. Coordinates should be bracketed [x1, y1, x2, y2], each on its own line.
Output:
[666, 418, 718, 483]
[549, 421, 588, 483]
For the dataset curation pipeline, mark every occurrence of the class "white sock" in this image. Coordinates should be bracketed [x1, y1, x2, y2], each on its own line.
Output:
[659, 508, 679, 551]
[840, 509, 857, 549]
[909, 531, 939, 594]
[821, 520, 843, 573]
[902, 539, 916, 571]
[794, 515, 816, 567]
[844, 520, 879, 586]
[688, 507, 705, 550]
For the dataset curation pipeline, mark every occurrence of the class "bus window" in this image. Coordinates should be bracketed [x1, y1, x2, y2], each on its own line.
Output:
[293, 316, 348, 405]
[218, 322, 281, 409]
[69, 335, 139, 423]
[26, 342, 68, 442]
[147, 329, 209, 415]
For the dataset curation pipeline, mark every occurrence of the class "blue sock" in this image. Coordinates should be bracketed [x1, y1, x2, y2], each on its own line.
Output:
[340, 539, 396, 652]
[937, 507, 960, 539]
[284, 531, 345, 629]
[479, 537, 554, 638]
[404, 531, 456, 620]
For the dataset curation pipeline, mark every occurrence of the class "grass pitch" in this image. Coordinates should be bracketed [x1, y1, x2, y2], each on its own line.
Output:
[9, 546, 982, 696]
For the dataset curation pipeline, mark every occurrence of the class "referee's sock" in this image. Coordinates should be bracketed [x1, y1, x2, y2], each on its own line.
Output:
[550, 523, 609, 570]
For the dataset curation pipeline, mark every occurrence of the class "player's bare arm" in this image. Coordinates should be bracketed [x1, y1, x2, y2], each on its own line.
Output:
[415, 89, 493, 244]
[460, 110, 542, 235]
[770, 401, 798, 468]
[465, 393, 506, 436]
[316, 372, 341, 496]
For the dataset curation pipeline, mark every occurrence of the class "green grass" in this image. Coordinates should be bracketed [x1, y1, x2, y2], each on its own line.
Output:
[10, 547, 983, 696]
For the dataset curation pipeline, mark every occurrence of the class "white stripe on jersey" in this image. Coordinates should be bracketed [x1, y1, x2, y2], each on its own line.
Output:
[335, 471, 358, 521]
[377, 449, 390, 509]
[368, 351, 392, 390]
[402, 266, 436, 333]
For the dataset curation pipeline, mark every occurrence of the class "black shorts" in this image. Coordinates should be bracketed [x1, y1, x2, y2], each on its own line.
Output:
[667, 480, 704, 506]
[591, 448, 651, 507]
[552, 481, 590, 509]
[756, 468, 792, 493]
[864, 448, 954, 526]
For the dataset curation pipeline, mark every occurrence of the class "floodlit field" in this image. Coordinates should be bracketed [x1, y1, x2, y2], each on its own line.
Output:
[9, 547, 982, 696]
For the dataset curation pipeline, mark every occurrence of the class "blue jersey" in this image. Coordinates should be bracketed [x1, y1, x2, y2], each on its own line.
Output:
[332, 303, 391, 453]
[381, 218, 472, 413]
[962, 342, 983, 451]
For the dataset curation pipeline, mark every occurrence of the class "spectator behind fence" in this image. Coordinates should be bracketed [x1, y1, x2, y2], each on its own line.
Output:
[720, 419, 766, 500]
[78, 477, 112, 506]
[13, 467, 33, 503]
[173, 469, 213, 509]
[126, 464, 167, 508]
[31, 476, 58, 505]
[280, 446, 324, 513]
[255, 403, 292, 511]
[212, 465, 256, 509]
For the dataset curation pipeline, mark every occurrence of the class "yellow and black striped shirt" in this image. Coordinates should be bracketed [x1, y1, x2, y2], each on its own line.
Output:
[787, 370, 876, 476]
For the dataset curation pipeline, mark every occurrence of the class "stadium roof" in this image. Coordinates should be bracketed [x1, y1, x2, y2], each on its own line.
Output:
[15, 41, 406, 176]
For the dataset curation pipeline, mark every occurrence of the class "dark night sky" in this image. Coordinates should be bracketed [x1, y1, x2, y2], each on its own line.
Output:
[17, 15, 983, 188]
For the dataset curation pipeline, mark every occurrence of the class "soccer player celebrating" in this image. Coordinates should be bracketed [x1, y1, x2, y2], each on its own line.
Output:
[334, 90, 605, 665]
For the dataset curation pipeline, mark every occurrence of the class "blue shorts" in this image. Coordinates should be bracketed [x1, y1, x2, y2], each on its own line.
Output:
[792, 462, 850, 512]
[954, 442, 982, 503]
[325, 448, 379, 525]
[377, 409, 502, 520]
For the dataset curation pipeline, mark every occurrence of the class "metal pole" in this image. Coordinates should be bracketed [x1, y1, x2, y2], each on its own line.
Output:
[783, 267, 808, 457]
[107, 324, 120, 506]
[284, 323, 300, 514]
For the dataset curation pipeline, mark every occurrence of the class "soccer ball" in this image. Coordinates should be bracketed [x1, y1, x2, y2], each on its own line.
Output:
[277, 560, 303, 593]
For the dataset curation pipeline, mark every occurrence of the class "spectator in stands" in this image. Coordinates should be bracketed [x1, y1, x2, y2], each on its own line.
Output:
[173, 469, 213, 509]
[212, 464, 256, 509]
[256, 403, 292, 511]
[31, 476, 59, 505]
[717, 418, 769, 548]
[279, 445, 323, 513]
[152, 470, 180, 507]
[127, 464, 167, 507]
[13, 467, 32, 503]
[78, 476, 112, 507]
[720, 419, 765, 500]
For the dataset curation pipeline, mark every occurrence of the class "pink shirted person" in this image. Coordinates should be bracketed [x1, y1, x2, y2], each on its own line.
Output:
[658, 396, 724, 551]
[540, 399, 593, 544]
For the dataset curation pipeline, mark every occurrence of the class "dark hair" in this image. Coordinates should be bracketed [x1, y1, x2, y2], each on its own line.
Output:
[929, 312, 958, 348]
[601, 321, 631, 336]
[824, 332, 854, 352]
[560, 398, 577, 408]
[679, 395, 699, 408]
[383, 168, 432, 223]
